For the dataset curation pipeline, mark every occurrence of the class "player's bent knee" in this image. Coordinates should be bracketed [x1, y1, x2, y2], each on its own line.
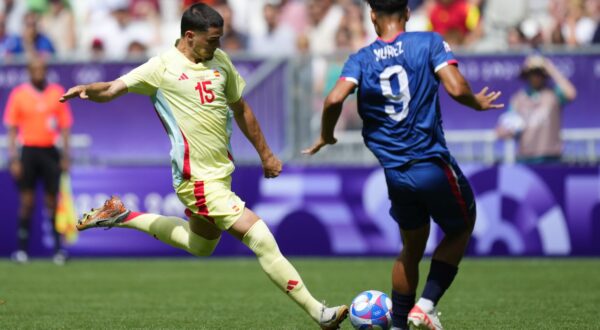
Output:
[242, 220, 280, 260]
[188, 233, 220, 257]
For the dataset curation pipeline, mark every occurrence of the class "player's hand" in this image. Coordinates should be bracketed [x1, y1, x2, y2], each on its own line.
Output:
[475, 87, 504, 111]
[262, 154, 282, 179]
[59, 85, 88, 103]
[302, 136, 337, 156]
[9, 159, 22, 180]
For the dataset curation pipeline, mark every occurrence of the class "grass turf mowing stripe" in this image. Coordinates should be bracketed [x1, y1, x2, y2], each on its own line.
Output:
[0, 258, 598, 329]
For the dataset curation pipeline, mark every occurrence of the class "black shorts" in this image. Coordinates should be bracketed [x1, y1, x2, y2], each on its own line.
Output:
[18, 146, 61, 195]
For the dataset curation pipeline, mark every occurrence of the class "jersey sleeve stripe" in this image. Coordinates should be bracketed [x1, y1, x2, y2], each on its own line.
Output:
[340, 77, 359, 85]
[434, 60, 459, 73]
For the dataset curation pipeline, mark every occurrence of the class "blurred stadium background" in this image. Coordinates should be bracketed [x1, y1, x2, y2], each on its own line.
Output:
[0, 0, 599, 328]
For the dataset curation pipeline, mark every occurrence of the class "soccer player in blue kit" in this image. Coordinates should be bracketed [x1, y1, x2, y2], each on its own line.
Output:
[305, 1, 503, 329]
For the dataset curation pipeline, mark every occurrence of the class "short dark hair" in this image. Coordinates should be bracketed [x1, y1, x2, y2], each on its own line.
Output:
[365, 0, 408, 15]
[181, 3, 224, 36]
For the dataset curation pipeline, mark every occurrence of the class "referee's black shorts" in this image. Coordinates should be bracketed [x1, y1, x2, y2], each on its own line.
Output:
[18, 146, 62, 195]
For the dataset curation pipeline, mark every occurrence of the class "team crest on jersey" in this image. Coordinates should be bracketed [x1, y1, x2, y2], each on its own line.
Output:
[212, 68, 221, 78]
[443, 41, 452, 52]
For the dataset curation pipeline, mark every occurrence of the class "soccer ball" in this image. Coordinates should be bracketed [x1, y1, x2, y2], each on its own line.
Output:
[349, 290, 393, 329]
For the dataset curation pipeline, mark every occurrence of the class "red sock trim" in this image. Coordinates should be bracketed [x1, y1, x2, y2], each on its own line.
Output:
[123, 211, 143, 223]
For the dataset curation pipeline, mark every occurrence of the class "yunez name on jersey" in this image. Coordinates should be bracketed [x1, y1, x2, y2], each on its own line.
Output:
[373, 42, 404, 62]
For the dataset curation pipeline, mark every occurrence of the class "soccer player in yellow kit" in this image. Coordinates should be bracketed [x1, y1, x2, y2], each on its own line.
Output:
[59, 4, 347, 329]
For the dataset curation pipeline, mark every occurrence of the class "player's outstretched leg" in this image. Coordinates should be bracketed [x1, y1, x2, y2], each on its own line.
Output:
[390, 225, 429, 330]
[77, 196, 220, 256]
[228, 208, 348, 330]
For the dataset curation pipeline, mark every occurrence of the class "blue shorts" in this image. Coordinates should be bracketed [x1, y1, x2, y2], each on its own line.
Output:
[384, 157, 476, 234]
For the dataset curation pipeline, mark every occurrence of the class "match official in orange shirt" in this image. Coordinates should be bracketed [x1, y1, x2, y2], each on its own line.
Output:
[3, 59, 73, 265]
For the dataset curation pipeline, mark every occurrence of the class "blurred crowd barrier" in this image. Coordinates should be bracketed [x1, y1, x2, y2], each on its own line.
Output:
[0, 164, 598, 257]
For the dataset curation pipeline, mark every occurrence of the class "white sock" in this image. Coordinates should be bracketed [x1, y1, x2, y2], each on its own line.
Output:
[416, 298, 435, 313]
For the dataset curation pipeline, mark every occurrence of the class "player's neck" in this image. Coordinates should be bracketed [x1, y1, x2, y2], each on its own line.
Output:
[31, 80, 47, 91]
[176, 42, 205, 64]
[377, 19, 406, 42]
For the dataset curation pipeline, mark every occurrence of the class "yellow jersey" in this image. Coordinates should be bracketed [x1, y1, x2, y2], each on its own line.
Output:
[119, 48, 246, 185]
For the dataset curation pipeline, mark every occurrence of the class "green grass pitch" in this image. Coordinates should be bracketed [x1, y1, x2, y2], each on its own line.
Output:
[1, 258, 599, 329]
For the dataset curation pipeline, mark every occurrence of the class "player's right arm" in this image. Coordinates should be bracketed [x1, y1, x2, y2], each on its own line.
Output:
[59, 80, 128, 103]
[304, 53, 361, 156]
[4, 89, 22, 179]
[60, 56, 163, 103]
[437, 65, 504, 111]
[303, 80, 356, 155]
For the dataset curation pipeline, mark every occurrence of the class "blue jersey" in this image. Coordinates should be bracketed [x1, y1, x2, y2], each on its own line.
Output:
[340, 32, 458, 168]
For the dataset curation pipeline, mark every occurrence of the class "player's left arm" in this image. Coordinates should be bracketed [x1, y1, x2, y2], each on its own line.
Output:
[303, 80, 356, 155]
[230, 97, 282, 178]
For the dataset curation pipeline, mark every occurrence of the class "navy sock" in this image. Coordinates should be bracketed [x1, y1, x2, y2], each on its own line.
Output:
[391, 291, 415, 329]
[50, 216, 62, 253]
[17, 216, 30, 251]
[421, 259, 458, 305]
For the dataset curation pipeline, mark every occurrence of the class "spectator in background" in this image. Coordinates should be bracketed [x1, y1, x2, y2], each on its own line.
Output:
[409, 0, 425, 9]
[337, 0, 368, 51]
[40, 0, 76, 58]
[5, 11, 55, 59]
[277, 0, 308, 35]
[0, 0, 27, 35]
[305, 0, 343, 55]
[126, 39, 148, 60]
[90, 37, 106, 61]
[129, 0, 161, 54]
[3, 59, 72, 265]
[214, 2, 248, 54]
[406, 0, 435, 32]
[250, 2, 296, 56]
[496, 56, 577, 164]
[183, 0, 222, 6]
[130, 0, 160, 20]
[88, 0, 153, 60]
[591, 0, 600, 43]
[552, 0, 597, 46]
[472, 0, 528, 51]
[0, 13, 10, 58]
[429, 0, 480, 47]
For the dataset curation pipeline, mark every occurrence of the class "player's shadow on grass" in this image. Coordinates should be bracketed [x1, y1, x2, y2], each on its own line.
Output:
[275, 211, 332, 256]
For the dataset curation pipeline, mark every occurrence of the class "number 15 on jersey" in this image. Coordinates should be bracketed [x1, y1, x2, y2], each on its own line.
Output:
[195, 81, 215, 104]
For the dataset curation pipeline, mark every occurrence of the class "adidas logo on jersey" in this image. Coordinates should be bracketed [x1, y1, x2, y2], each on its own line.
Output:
[178, 73, 189, 81]
[286, 280, 299, 293]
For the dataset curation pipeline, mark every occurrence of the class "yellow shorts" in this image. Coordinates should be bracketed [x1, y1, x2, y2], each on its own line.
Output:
[176, 176, 245, 231]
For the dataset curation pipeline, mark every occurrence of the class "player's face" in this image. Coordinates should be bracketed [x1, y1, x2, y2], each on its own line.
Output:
[28, 61, 47, 85]
[189, 27, 223, 62]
